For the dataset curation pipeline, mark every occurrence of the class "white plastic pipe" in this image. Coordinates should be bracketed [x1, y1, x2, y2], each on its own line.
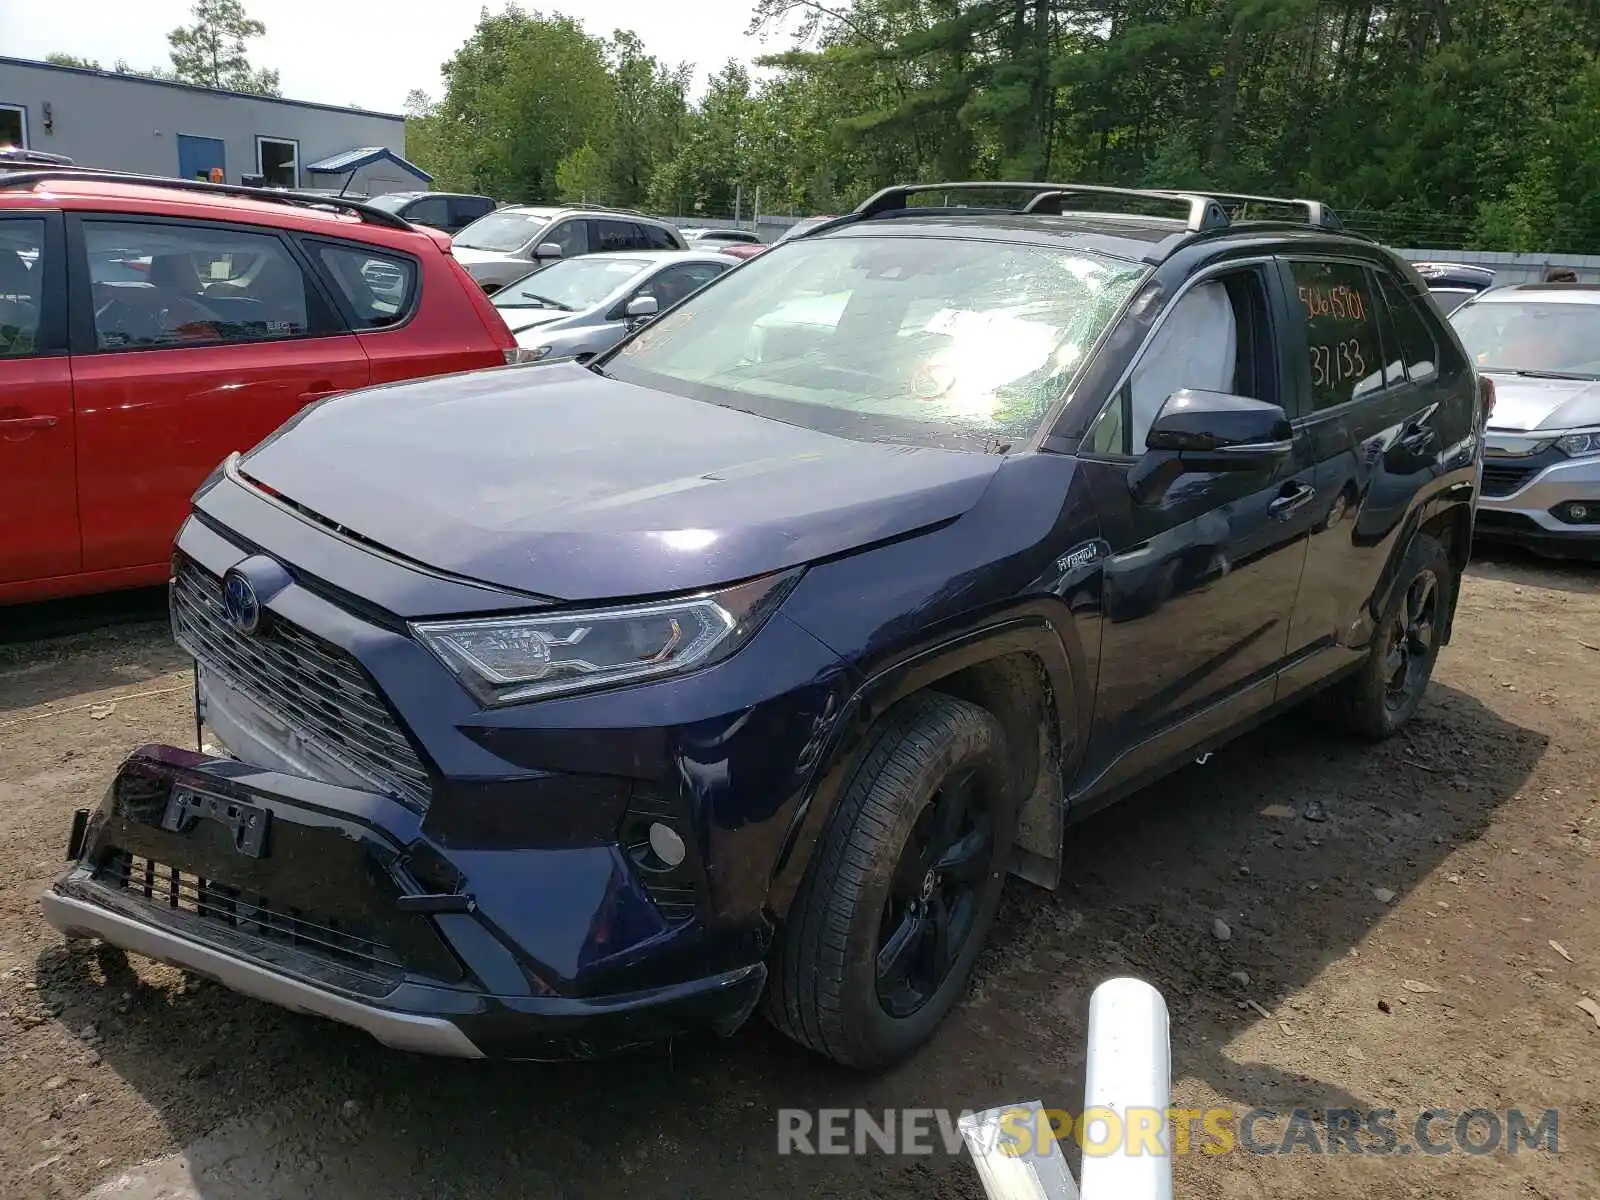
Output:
[1077, 976, 1174, 1200]
[963, 977, 1173, 1200]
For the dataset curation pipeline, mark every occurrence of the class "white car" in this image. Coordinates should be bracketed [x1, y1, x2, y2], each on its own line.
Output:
[493, 251, 739, 362]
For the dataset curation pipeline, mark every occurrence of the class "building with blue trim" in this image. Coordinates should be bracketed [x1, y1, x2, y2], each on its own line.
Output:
[0, 56, 431, 197]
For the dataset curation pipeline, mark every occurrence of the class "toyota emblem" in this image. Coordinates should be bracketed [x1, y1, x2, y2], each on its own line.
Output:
[221, 568, 262, 636]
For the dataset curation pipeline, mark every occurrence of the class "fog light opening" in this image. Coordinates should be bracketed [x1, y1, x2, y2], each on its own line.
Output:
[648, 821, 687, 868]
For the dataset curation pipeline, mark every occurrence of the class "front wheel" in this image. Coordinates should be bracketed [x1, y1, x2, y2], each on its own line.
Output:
[1329, 532, 1454, 739]
[764, 692, 1017, 1069]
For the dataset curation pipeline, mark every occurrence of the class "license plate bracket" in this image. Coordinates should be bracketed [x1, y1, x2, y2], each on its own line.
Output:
[160, 787, 270, 858]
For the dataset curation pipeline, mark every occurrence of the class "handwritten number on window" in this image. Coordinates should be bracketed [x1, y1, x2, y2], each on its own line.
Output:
[1309, 339, 1366, 390]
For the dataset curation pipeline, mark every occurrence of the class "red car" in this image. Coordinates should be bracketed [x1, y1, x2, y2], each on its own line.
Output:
[0, 171, 516, 605]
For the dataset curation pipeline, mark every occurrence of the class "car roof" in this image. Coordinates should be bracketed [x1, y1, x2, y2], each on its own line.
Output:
[1470, 283, 1600, 305]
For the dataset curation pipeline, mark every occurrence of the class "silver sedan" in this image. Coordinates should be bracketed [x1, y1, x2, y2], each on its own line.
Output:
[493, 251, 740, 363]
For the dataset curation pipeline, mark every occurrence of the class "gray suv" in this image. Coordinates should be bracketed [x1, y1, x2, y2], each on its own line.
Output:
[451, 205, 686, 293]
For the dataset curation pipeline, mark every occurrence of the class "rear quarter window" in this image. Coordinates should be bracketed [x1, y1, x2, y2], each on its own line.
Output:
[1378, 275, 1440, 380]
[307, 241, 418, 329]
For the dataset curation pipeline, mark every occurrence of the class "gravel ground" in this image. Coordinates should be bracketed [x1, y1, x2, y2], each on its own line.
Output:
[1, 551, 1596, 1199]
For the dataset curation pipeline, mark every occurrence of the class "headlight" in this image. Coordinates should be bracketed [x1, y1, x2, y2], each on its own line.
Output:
[1556, 430, 1600, 458]
[504, 346, 551, 364]
[412, 569, 801, 705]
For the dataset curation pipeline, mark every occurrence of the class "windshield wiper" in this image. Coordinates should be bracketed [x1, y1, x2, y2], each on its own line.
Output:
[506, 294, 573, 311]
[1493, 368, 1600, 381]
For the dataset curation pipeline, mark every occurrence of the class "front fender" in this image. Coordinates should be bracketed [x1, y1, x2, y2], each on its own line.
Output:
[764, 612, 1086, 916]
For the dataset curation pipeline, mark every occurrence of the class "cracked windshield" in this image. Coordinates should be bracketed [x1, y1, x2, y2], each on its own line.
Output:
[611, 236, 1145, 444]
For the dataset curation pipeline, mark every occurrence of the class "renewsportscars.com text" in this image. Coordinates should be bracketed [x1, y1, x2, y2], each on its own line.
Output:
[776, 1107, 1558, 1158]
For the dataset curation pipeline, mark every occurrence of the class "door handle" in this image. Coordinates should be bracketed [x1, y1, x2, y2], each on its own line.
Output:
[296, 384, 341, 404]
[1269, 482, 1317, 520]
[1398, 424, 1437, 454]
[0, 414, 59, 431]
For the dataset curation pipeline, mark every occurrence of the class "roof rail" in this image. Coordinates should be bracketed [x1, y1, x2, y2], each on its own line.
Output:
[1021, 186, 1229, 231]
[1150, 188, 1344, 230]
[0, 168, 415, 230]
[0, 146, 76, 167]
[853, 181, 1230, 233]
[564, 201, 647, 217]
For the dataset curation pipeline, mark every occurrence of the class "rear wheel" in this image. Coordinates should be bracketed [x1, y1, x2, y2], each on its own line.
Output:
[764, 692, 1016, 1069]
[1329, 532, 1453, 739]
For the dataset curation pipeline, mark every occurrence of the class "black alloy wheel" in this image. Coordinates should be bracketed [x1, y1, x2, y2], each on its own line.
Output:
[1383, 568, 1439, 713]
[875, 766, 996, 1018]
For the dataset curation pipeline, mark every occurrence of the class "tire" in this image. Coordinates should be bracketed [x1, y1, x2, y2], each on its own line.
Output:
[764, 691, 1017, 1069]
[1329, 532, 1454, 740]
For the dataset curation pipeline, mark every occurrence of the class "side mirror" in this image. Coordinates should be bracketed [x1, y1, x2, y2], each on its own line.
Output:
[533, 242, 564, 260]
[1131, 389, 1292, 503]
[625, 294, 660, 320]
[1145, 389, 1291, 463]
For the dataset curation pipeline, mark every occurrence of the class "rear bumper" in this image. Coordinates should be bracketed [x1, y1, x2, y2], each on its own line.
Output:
[41, 746, 768, 1060]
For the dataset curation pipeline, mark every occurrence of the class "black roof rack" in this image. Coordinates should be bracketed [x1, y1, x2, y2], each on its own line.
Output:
[1150, 188, 1344, 230]
[0, 168, 415, 230]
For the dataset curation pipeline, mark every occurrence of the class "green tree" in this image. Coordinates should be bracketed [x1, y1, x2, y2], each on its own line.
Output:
[167, 0, 281, 96]
[45, 53, 102, 69]
[603, 31, 693, 207]
[414, 6, 615, 201]
[555, 145, 611, 203]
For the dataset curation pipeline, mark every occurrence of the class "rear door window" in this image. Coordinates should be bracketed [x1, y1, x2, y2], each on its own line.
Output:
[309, 242, 418, 328]
[1286, 260, 1389, 410]
[82, 219, 316, 349]
[594, 220, 649, 252]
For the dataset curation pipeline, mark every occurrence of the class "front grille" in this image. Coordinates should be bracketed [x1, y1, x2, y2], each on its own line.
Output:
[1481, 462, 1538, 497]
[95, 853, 404, 995]
[171, 558, 432, 813]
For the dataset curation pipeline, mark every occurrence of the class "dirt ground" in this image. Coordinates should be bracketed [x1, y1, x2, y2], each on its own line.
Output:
[1, 551, 1596, 1200]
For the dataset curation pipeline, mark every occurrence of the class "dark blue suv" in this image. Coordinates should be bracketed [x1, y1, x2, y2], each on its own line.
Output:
[44, 183, 1486, 1069]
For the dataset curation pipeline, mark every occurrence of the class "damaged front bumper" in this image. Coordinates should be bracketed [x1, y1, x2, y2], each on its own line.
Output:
[41, 746, 767, 1060]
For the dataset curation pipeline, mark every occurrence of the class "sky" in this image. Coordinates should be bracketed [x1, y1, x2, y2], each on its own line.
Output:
[0, 0, 800, 115]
